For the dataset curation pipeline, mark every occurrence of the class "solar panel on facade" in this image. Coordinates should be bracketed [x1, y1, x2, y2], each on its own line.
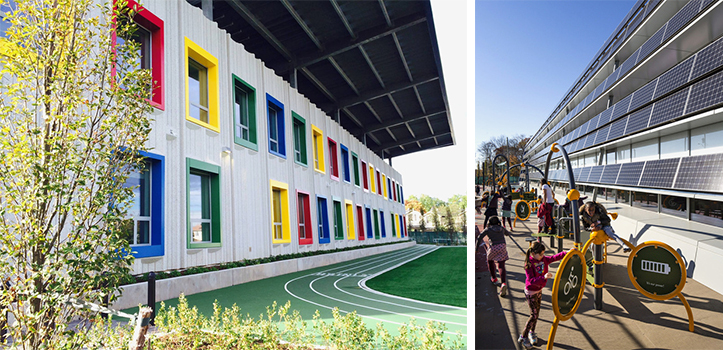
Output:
[648, 88, 688, 127]
[663, 0, 703, 43]
[686, 70, 723, 116]
[629, 79, 657, 111]
[653, 57, 694, 99]
[674, 153, 723, 192]
[623, 105, 653, 135]
[583, 132, 596, 149]
[616, 47, 640, 79]
[600, 163, 621, 184]
[587, 114, 601, 133]
[594, 124, 611, 145]
[573, 167, 582, 181]
[639, 158, 680, 188]
[578, 166, 592, 183]
[611, 94, 632, 121]
[597, 107, 614, 126]
[638, 25, 666, 62]
[616, 162, 645, 186]
[690, 36, 723, 81]
[587, 165, 604, 183]
[606, 116, 628, 142]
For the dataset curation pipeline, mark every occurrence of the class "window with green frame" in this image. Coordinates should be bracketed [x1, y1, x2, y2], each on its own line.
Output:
[333, 200, 344, 240]
[373, 209, 380, 239]
[186, 158, 221, 248]
[292, 112, 307, 166]
[232, 75, 257, 150]
[351, 152, 360, 187]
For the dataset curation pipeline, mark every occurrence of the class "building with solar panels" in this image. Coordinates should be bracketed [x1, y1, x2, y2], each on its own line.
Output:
[523, 0, 723, 294]
[0, 0, 453, 278]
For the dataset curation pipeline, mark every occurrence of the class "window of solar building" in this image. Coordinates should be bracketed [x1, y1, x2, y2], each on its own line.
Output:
[616, 146, 631, 164]
[660, 131, 689, 159]
[691, 121, 723, 156]
[692, 198, 723, 226]
[632, 139, 659, 162]
[661, 195, 687, 218]
[616, 190, 630, 205]
[632, 191, 658, 212]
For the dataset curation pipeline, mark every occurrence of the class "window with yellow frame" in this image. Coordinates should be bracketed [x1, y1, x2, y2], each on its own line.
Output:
[345, 200, 355, 240]
[185, 37, 219, 132]
[311, 125, 325, 173]
[369, 164, 376, 193]
[270, 180, 291, 244]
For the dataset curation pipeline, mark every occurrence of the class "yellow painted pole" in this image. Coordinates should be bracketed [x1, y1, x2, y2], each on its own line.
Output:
[678, 293, 695, 332]
[547, 317, 560, 350]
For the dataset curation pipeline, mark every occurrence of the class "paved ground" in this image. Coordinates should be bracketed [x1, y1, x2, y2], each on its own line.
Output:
[475, 210, 723, 350]
[128, 245, 467, 342]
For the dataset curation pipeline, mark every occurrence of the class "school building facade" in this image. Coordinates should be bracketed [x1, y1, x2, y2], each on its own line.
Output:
[104, 0, 453, 275]
[524, 0, 723, 294]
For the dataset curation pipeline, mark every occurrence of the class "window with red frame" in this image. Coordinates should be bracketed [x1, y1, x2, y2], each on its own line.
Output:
[328, 138, 339, 180]
[356, 205, 365, 241]
[297, 192, 312, 245]
[116, 0, 164, 110]
[376, 170, 382, 195]
[361, 160, 368, 191]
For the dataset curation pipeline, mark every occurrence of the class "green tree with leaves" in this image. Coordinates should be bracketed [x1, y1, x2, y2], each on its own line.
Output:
[0, 0, 152, 347]
[432, 206, 442, 233]
[444, 205, 455, 243]
[418, 207, 426, 233]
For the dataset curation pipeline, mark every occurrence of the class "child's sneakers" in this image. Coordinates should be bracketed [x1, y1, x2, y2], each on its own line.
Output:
[528, 332, 538, 346]
[491, 277, 498, 284]
[499, 283, 508, 297]
[517, 335, 533, 349]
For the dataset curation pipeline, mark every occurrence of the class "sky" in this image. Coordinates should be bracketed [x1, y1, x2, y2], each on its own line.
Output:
[390, 0, 471, 202]
[475, 0, 637, 163]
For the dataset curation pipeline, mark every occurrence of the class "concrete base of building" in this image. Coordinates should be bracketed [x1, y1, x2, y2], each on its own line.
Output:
[111, 241, 416, 310]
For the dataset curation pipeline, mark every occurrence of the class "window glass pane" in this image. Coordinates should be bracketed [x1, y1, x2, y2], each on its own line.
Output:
[137, 220, 150, 245]
[606, 150, 615, 165]
[293, 122, 302, 162]
[616, 146, 630, 164]
[631, 139, 658, 162]
[661, 195, 687, 218]
[188, 58, 208, 123]
[273, 189, 282, 224]
[298, 194, 306, 239]
[616, 189, 630, 205]
[189, 173, 203, 220]
[313, 134, 320, 169]
[235, 88, 249, 141]
[269, 108, 278, 152]
[691, 121, 723, 155]
[632, 191, 657, 212]
[692, 198, 723, 227]
[317, 200, 324, 238]
[132, 25, 152, 71]
[126, 168, 150, 216]
[660, 131, 688, 159]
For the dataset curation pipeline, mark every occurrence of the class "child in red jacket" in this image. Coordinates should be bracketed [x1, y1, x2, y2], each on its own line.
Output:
[518, 241, 567, 349]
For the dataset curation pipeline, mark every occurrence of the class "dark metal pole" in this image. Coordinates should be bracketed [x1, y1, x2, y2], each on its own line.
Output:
[148, 272, 156, 325]
[594, 244, 604, 310]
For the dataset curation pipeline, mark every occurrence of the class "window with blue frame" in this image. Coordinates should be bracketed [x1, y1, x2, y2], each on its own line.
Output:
[340, 144, 350, 183]
[365, 206, 373, 239]
[267, 94, 285, 158]
[123, 151, 164, 258]
[387, 177, 392, 200]
[317, 196, 330, 244]
[380, 210, 386, 238]
[398, 214, 405, 238]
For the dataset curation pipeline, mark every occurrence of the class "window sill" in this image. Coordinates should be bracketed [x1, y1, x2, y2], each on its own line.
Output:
[187, 242, 222, 249]
[186, 117, 220, 133]
[273, 238, 292, 244]
[269, 150, 287, 159]
[234, 137, 259, 152]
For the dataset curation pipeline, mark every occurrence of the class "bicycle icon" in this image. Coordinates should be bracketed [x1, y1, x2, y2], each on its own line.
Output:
[564, 266, 578, 295]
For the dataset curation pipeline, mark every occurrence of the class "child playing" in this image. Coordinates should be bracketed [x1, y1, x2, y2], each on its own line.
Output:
[475, 216, 511, 297]
[519, 241, 567, 349]
[500, 195, 513, 231]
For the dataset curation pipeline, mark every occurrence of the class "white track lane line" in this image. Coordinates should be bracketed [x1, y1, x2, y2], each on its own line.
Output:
[283, 246, 467, 335]
[305, 245, 432, 276]
[331, 248, 467, 316]
[358, 247, 467, 310]
[302, 245, 437, 280]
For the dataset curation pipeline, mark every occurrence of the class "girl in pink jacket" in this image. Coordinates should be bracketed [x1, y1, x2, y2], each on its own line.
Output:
[518, 241, 567, 349]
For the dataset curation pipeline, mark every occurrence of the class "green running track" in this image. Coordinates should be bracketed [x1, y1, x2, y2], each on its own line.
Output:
[144, 245, 467, 340]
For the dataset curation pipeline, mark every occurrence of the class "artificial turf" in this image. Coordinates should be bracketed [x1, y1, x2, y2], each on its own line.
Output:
[364, 246, 466, 307]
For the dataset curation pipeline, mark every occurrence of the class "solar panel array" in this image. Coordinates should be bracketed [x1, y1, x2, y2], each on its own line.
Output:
[674, 154, 723, 192]
[663, 0, 703, 43]
[600, 164, 621, 184]
[616, 162, 645, 186]
[594, 124, 611, 145]
[606, 117, 628, 141]
[624, 105, 653, 135]
[529, 0, 713, 155]
[578, 166, 592, 183]
[638, 26, 666, 64]
[648, 88, 689, 127]
[598, 107, 614, 126]
[686, 70, 723, 116]
[639, 158, 680, 188]
[587, 165, 604, 183]
[690, 36, 723, 81]
[654, 57, 694, 99]
[611, 94, 632, 121]
[629, 79, 657, 111]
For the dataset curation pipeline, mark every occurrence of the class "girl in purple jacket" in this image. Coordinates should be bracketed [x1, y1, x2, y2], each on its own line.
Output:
[518, 241, 567, 349]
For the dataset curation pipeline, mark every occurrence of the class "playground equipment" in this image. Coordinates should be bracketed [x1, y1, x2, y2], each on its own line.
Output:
[540, 142, 694, 349]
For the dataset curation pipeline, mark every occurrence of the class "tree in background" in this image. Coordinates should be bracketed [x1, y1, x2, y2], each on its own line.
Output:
[432, 206, 442, 233]
[445, 205, 455, 243]
[477, 134, 530, 180]
[418, 207, 426, 233]
[0, 0, 153, 347]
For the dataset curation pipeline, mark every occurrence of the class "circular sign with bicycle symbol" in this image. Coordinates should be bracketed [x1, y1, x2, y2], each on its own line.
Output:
[551, 249, 587, 321]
